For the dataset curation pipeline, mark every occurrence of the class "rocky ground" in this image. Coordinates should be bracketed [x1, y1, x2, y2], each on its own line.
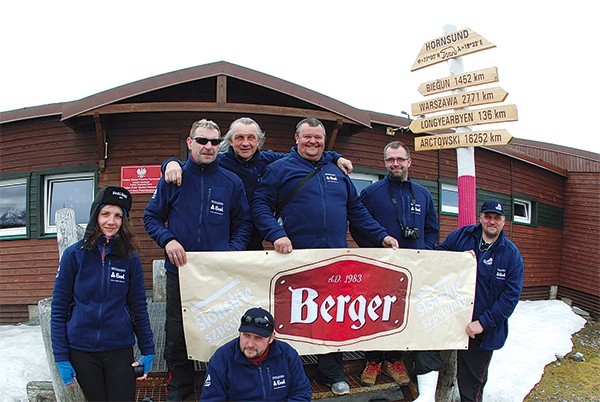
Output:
[523, 314, 600, 401]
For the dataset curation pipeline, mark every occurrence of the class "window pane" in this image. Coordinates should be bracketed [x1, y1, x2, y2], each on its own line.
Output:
[349, 173, 380, 194]
[513, 199, 531, 224]
[441, 184, 458, 213]
[0, 179, 27, 236]
[45, 174, 95, 233]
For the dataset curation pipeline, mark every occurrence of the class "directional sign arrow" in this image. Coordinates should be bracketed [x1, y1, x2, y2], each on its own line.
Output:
[411, 28, 496, 71]
[414, 129, 513, 151]
[411, 87, 508, 116]
[409, 104, 518, 134]
[417, 67, 499, 97]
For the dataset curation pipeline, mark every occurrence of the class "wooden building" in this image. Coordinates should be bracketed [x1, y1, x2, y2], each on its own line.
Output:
[1, 61, 598, 323]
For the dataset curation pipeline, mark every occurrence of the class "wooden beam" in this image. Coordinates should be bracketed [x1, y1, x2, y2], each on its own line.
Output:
[80, 102, 362, 126]
[216, 75, 227, 104]
[93, 112, 106, 171]
[326, 119, 343, 150]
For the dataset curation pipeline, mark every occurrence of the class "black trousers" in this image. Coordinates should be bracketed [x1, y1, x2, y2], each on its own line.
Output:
[318, 352, 346, 383]
[165, 271, 195, 392]
[70, 347, 135, 401]
[457, 334, 494, 402]
[364, 350, 403, 363]
[414, 351, 444, 375]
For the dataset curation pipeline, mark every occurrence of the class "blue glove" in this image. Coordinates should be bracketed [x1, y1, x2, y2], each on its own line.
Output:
[56, 360, 76, 386]
[138, 354, 155, 374]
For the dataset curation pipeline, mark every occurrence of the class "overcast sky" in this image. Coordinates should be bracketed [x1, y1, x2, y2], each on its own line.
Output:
[2, 0, 598, 154]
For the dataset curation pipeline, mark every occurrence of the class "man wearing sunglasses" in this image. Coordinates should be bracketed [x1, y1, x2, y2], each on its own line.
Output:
[201, 307, 311, 401]
[144, 119, 252, 401]
[161, 117, 353, 250]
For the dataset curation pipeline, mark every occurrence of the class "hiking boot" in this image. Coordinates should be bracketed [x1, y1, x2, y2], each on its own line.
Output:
[383, 360, 411, 386]
[330, 381, 350, 395]
[360, 361, 382, 386]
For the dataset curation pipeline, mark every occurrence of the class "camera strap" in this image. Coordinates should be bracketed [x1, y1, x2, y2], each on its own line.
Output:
[276, 163, 322, 218]
[387, 179, 416, 230]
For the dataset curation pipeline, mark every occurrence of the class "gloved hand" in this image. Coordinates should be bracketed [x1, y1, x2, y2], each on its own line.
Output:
[138, 354, 155, 374]
[56, 360, 76, 387]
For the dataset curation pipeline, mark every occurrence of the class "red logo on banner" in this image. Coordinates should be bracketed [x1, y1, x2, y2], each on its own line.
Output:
[271, 254, 411, 345]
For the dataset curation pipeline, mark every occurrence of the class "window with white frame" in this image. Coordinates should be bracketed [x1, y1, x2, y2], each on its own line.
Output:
[0, 178, 28, 237]
[349, 172, 380, 194]
[44, 173, 95, 234]
[441, 183, 459, 214]
[513, 198, 532, 224]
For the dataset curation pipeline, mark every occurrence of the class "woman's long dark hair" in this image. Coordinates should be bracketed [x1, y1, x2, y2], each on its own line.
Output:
[85, 213, 139, 258]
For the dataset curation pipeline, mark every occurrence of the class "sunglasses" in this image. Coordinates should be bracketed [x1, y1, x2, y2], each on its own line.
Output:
[192, 137, 222, 146]
[241, 314, 272, 328]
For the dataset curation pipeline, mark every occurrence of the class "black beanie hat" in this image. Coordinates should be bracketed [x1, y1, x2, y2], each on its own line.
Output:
[84, 185, 132, 242]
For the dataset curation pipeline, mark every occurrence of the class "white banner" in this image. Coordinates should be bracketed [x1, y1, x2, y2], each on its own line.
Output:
[180, 248, 476, 361]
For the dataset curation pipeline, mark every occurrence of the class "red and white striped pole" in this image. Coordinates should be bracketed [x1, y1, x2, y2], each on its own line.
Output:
[444, 24, 477, 227]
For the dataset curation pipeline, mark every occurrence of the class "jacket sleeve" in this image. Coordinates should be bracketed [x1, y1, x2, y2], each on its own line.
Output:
[423, 194, 439, 250]
[478, 246, 524, 330]
[286, 347, 312, 402]
[349, 188, 380, 247]
[160, 158, 184, 173]
[143, 179, 177, 248]
[346, 179, 388, 245]
[228, 183, 252, 251]
[128, 253, 155, 356]
[200, 353, 230, 402]
[251, 166, 288, 243]
[50, 247, 78, 361]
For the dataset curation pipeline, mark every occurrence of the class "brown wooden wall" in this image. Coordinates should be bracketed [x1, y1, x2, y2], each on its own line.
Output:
[1, 112, 598, 323]
[558, 172, 600, 313]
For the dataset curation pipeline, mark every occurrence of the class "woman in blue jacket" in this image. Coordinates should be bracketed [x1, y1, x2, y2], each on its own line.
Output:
[51, 185, 155, 401]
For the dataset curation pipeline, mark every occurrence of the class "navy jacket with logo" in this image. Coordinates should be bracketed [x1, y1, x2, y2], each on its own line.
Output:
[201, 337, 311, 402]
[350, 175, 439, 249]
[437, 223, 524, 350]
[51, 238, 155, 361]
[144, 157, 252, 273]
[251, 147, 389, 248]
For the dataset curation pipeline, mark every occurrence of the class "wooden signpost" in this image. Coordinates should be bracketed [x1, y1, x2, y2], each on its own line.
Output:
[418, 67, 499, 96]
[411, 28, 496, 71]
[409, 104, 518, 134]
[415, 129, 513, 151]
[411, 86, 508, 116]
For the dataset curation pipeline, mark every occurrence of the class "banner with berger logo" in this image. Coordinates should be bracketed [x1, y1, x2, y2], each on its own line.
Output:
[180, 248, 476, 361]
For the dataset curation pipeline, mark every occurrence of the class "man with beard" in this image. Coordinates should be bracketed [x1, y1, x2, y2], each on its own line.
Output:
[436, 200, 524, 402]
[200, 307, 311, 402]
[349, 141, 439, 395]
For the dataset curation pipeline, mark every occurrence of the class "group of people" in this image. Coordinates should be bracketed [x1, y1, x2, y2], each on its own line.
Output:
[50, 115, 524, 402]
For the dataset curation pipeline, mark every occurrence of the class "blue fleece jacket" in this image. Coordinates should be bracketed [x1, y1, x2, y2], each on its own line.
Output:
[350, 175, 439, 249]
[201, 338, 311, 402]
[437, 223, 524, 350]
[251, 147, 389, 248]
[51, 238, 155, 361]
[161, 148, 341, 250]
[144, 157, 252, 273]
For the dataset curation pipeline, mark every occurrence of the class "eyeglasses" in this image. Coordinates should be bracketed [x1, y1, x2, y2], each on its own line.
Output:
[192, 137, 222, 146]
[241, 314, 272, 328]
[385, 156, 410, 164]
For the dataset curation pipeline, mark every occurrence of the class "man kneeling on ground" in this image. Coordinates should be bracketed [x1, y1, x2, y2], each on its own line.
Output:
[201, 307, 311, 401]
